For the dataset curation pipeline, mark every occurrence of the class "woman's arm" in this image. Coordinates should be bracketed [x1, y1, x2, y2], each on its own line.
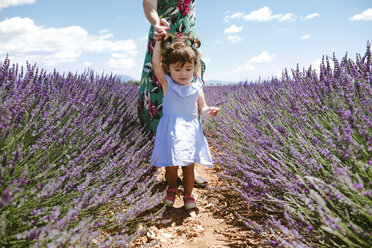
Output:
[153, 40, 168, 92]
[143, 0, 169, 35]
[143, 0, 159, 26]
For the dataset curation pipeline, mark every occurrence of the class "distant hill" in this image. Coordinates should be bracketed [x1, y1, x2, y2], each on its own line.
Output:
[116, 74, 139, 83]
[115, 75, 240, 85]
[204, 79, 240, 85]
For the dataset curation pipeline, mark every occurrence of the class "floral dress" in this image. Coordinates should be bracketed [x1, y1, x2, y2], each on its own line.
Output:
[138, 0, 204, 133]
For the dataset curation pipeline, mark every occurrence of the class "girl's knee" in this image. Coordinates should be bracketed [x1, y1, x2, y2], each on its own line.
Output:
[182, 164, 194, 173]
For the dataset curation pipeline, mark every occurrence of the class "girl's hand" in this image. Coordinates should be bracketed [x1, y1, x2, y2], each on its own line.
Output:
[200, 106, 219, 118]
[154, 18, 169, 39]
[154, 30, 163, 41]
[208, 107, 220, 117]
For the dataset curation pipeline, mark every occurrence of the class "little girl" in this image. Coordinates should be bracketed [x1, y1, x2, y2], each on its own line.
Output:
[150, 33, 219, 210]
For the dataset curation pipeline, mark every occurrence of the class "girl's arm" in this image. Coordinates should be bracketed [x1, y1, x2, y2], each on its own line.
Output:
[153, 40, 168, 92]
[143, 0, 169, 36]
[198, 89, 219, 118]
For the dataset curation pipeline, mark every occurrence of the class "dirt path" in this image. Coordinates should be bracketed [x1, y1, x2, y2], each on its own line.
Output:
[133, 147, 263, 247]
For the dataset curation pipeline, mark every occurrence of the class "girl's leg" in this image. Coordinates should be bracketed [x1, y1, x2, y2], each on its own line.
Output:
[164, 166, 179, 207]
[165, 166, 179, 189]
[182, 163, 197, 210]
[182, 163, 195, 196]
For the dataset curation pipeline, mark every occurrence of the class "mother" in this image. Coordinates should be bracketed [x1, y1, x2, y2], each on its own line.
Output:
[138, 0, 204, 133]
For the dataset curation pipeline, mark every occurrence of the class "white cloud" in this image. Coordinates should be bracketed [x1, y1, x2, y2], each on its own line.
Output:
[244, 6, 296, 22]
[234, 51, 276, 72]
[0, 0, 35, 10]
[227, 35, 243, 43]
[350, 8, 372, 21]
[224, 24, 244, 34]
[105, 53, 135, 74]
[224, 7, 320, 23]
[203, 57, 211, 63]
[305, 13, 320, 20]
[310, 59, 322, 71]
[234, 62, 255, 72]
[138, 35, 149, 41]
[98, 29, 114, 39]
[99, 29, 110, 34]
[224, 11, 244, 22]
[0, 17, 138, 67]
[249, 51, 276, 63]
[301, 34, 311, 40]
[309, 58, 334, 72]
[279, 13, 296, 22]
[243, 6, 277, 22]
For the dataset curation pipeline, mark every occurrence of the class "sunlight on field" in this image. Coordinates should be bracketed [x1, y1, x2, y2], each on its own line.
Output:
[1, 43, 371, 247]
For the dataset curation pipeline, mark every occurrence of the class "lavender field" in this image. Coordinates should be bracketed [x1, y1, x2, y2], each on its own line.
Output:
[0, 59, 165, 247]
[205, 44, 372, 247]
[1, 43, 371, 247]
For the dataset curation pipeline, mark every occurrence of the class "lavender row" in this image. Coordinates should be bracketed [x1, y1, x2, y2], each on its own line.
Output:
[204, 44, 371, 247]
[0, 57, 164, 247]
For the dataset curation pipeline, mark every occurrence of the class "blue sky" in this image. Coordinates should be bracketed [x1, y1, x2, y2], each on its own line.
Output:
[0, 0, 371, 83]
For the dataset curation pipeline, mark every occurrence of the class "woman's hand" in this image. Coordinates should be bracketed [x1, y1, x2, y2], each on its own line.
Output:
[154, 18, 170, 40]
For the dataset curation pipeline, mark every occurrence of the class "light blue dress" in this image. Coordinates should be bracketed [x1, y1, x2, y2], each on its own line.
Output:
[150, 75, 213, 168]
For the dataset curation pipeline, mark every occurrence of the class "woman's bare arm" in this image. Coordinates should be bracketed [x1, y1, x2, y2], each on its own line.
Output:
[143, 0, 169, 35]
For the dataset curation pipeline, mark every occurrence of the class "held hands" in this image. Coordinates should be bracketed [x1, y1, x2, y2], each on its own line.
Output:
[154, 18, 169, 41]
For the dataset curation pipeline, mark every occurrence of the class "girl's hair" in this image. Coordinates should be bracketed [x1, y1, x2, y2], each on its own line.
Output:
[161, 33, 201, 70]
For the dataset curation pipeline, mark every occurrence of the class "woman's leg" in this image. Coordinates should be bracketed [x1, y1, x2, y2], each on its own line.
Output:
[182, 163, 195, 196]
[194, 164, 208, 187]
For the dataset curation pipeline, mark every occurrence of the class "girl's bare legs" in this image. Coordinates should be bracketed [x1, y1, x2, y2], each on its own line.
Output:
[165, 166, 179, 189]
[182, 163, 195, 196]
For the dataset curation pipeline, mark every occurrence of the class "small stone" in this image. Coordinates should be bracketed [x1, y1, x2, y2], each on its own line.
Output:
[205, 203, 214, 208]
[162, 232, 172, 239]
[190, 211, 197, 218]
[151, 226, 159, 231]
[196, 225, 205, 232]
[146, 230, 156, 240]
[179, 238, 185, 244]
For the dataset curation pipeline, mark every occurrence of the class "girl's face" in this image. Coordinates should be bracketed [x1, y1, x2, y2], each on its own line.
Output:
[168, 61, 195, 86]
